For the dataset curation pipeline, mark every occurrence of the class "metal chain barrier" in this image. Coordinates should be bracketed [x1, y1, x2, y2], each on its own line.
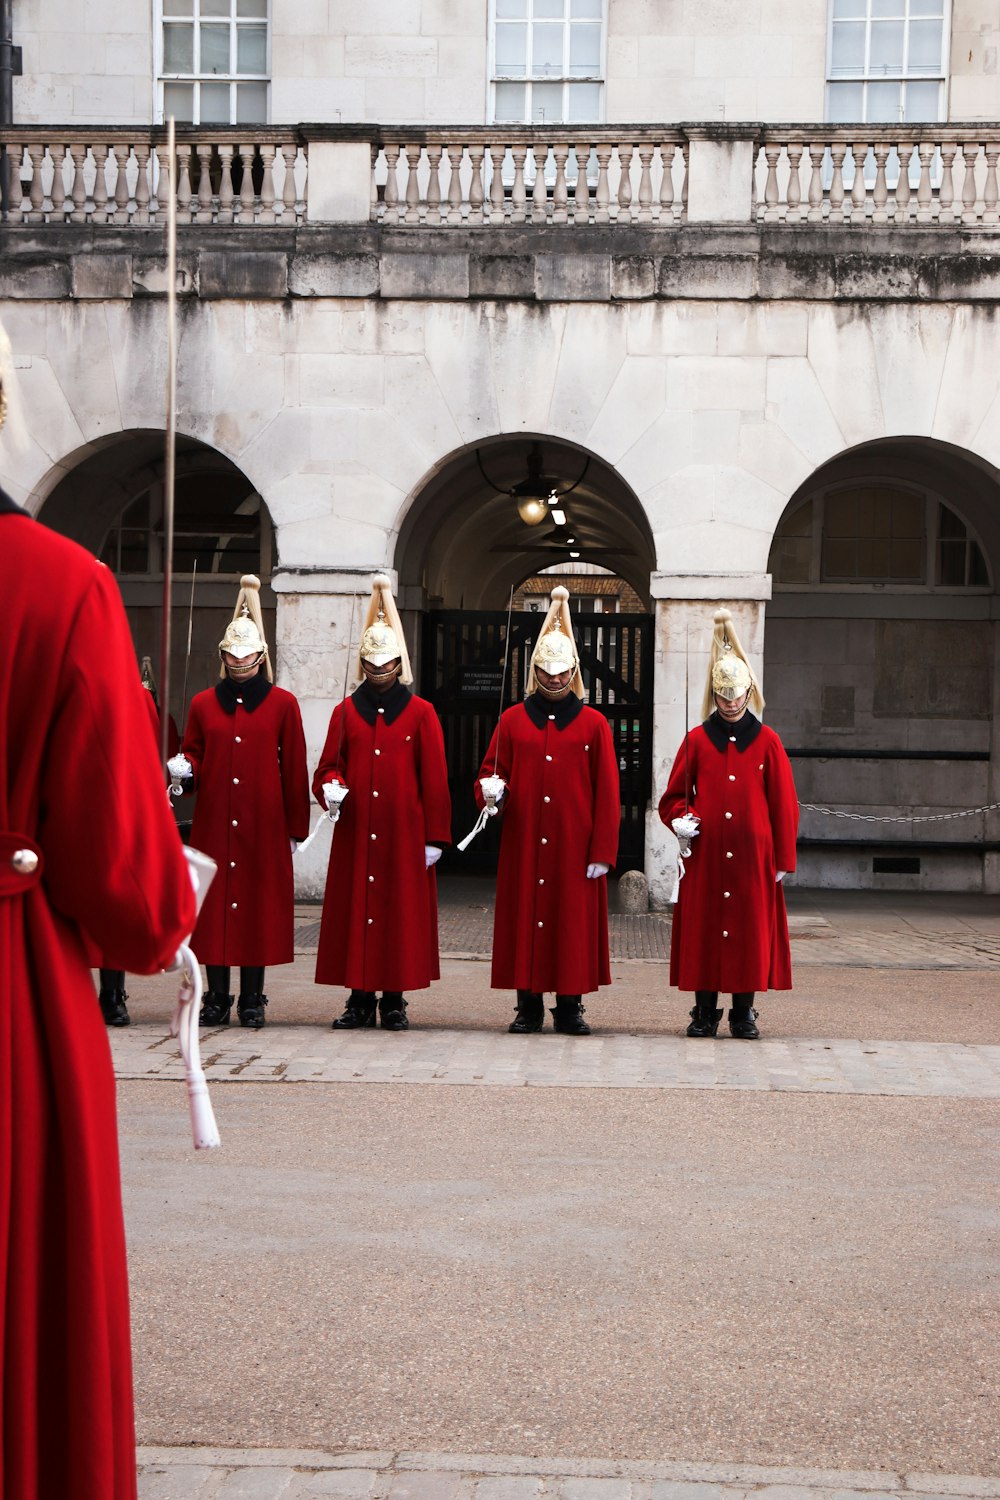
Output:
[799, 801, 1000, 824]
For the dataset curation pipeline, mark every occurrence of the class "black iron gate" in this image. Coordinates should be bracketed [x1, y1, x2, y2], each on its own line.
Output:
[422, 610, 653, 873]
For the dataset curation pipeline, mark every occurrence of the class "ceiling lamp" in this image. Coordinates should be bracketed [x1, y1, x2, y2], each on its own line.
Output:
[476, 443, 591, 530]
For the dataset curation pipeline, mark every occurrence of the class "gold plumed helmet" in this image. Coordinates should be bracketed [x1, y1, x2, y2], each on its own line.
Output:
[358, 573, 413, 685]
[219, 574, 273, 681]
[527, 585, 585, 699]
[702, 608, 764, 719]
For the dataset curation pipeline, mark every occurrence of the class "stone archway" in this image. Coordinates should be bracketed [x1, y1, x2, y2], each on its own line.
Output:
[765, 437, 1000, 893]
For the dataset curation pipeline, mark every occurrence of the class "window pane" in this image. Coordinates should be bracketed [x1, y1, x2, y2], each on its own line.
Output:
[569, 21, 601, 74]
[534, 0, 565, 15]
[495, 22, 527, 73]
[237, 23, 267, 72]
[164, 23, 194, 71]
[163, 0, 194, 14]
[868, 79, 902, 120]
[831, 21, 866, 72]
[164, 81, 195, 120]
[571, 0, 602, 14]
[237, 0, 268, 13]
[200, 23, 230, 73]
[531, 80, 563, 119]
[937, 539, 966, 586]
[235, 80, 267, 122]
[822, 539, 855, 578]
[890, 538, 923, 580]
[891, 492, 923, 534]
[908, 19, 943, 71]
[970, 543, 989, 585]
[904, 79, 940, 120]
[857, 539, 890, 578]
[775, 537, 811, 584]
[872, 0, 904, 16]
[827, 80, 864, 120]
[202, 0, 230, 14]
[911, 0, 943, 14]
[532, 22, 564, 74]
[938, 504, 965, 540]
[495, 0, 527, 14]
[494, 81, 526, 120]
[824, 494, 856, 538]
[201, 80, 231, 120]
[870, 20, 904, 71]
[567, 80, 600, 119]
[832, 0, 865, 13]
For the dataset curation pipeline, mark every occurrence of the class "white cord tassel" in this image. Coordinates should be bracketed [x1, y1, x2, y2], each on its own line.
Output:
[294, 782, 349, 857]
[458, 775, 506, 852]
[170, 942, 221, 1150]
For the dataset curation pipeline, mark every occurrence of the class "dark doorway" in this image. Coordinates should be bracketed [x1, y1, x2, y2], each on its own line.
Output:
[422, 610, 653, 873]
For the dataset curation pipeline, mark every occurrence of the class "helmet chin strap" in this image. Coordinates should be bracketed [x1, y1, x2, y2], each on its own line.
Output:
[363, 661, 401, 688]
[536, 677, 573, 701]
[224, 651, 265, 680]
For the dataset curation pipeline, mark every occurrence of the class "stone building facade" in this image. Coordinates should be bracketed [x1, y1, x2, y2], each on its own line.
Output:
[4, 2, 1000, 900]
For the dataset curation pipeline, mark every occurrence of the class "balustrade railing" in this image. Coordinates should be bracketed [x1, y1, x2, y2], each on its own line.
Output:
[754, 126, 1000, 226]
[371, 129, 688, 226]
[0, 127, 306, 226]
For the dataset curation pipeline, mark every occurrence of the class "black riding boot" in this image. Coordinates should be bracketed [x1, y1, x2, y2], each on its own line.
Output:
[729, 991, 760, 1040]
[331, 990, 377, 1029]
[686, 990, 723, 1038]
[98, 968, 130, 1027]
[238, 966, 268, 1029]
[551, 994, 591, 1036]
[201, 966, 234, 1026]
[379, 991, 409, 1031]
[509, 990, 544, 1034]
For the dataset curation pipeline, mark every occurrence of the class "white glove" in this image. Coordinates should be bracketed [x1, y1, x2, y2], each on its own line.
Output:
[586, 863, 609, 879]
[425, 846, 442, 869]
[322, 781, 349, 821]
[290, 839, 299, 853]
[671, 814, 700, 840]
[167, 752, 193, 798]
[480, 774, 506, 817]
[776, 871, 786, 883]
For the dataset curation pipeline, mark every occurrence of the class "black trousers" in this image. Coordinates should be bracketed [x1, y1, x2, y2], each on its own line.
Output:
[206, 965, 265, 997]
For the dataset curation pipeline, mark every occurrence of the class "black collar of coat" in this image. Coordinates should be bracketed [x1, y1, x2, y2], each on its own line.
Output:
[524, 691, 584, 730]
[215, 672, 272, 715]
[703, 709, 762, 753]
[0, 487, 26, 516]
[352, 678, 412, 726]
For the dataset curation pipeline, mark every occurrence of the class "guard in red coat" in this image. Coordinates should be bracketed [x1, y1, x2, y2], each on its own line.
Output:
[314, 573, 452, 1031]
[0, 488, 196, 1499]
[97, 657, 181, 1028]
[474, 586, 620, 1036]
[175, 574, 310, 1029]
[658, 608, 799, 1040]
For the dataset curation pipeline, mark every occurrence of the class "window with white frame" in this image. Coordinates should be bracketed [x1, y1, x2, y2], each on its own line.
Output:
[159, 0, 269, 125]
[491, 0, 604, 125]
[826, 0, 948, 123]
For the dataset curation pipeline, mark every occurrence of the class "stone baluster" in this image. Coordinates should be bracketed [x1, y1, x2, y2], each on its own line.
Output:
[382, 143, 401, 224]
[893, 142, 912, 223]
[961, 142, 980, 225]
[573, 145, 591, 223]
[658, 142, 675, 223]
[552, 141, 570, 223]
[850, 142, 868, 222]
[615, 143, 633, 223]
[115, 145, 133, 223]
[68, 142, 87, 222]
[871, 143, 890, 224]
[441, 143, 460, 225]
[194, 138, 214, 222]
[238, 144, 256, 221]
[370, 143, 379, 222]
[828, 141, 847, 220]
[785, 142, 803, 222]
[806, 142, 824, 221]
[25, 145, 43, 223]
[424, 142, 443, 224]
[132, 142, 150, 224]
[938, 141, 957, 223]
[468, 144, 485, 223]
[636, 144, 653, 222]
[217, 143, 235, 224]
[91, 143, 109, 223]
[593, 142, 612, 224]
[510, 144, 527, 223]
[916, 141, 934, 223]
[402, 143, 422, 223]
[680, 141, 689, 220]
[488, 142, 506, 222]
[531, 145, 548, 221]
[50, 146, 68, 219]
[259, 142, 277, 223]
[281, 143, 297, 221]
[175, 147, 193, 224]
[984, 144, 999, 225]
[762, 144, 780, 222]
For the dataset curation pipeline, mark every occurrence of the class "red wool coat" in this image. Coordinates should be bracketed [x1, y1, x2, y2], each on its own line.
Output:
[658, 714, 799, 993]
[0, 501, 196, 1500]
[313, 685, 452, 991]
[183, 678, 310, 967]
[476, 697, 620, 994]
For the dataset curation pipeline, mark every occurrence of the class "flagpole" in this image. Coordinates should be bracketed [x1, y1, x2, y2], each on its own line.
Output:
[159, 116, 178, 773]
